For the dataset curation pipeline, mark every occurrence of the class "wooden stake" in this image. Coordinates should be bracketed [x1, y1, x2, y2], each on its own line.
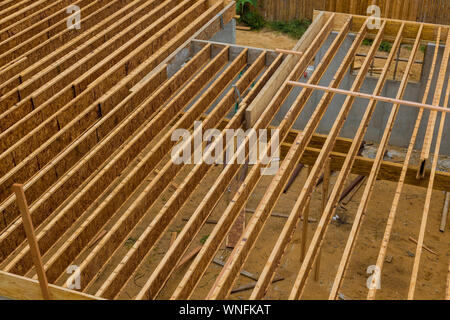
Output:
[408, 237, 438, 256]
[316, 157, 331, 281]
[440, 192, 449, 232]
[12, 184, 51, 300]
[301, 166, 312, 262]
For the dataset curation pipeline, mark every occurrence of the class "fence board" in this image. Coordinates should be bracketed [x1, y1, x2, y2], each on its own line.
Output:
[256, 0, 450, 24]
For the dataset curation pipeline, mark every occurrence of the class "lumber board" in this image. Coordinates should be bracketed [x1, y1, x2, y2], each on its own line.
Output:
[205, 15, 359, 300]
[0, 0, 205, 206]
[37, 29, 224, 283]
[0, 0, 158, 92]
[367, 27, 443, 301]
[244, 11, 329, 127]
[0, 47, 209, 269]
[418, 31, 450, 178]
[62, 45, 243, 292]
[317, 10, 449, 43]
[0, 0, 56, 30]
[288, 21, 388, 300]
[0, 270, 102, 300]
[0, 0, 191, 147]
[2, 44, 224, 276]
[327, 23, 407, 299]
[188, 14, 339, 301]
[100, 50, 262, 300]
[408, 67, 450, 300]
[0, 0, 100, 49]
[97, 50, 265, 300]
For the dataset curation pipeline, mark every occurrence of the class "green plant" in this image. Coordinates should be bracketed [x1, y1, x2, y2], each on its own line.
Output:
[362, 38, 392, 53]
[236, 0, 257, 15]
[267, 19, 311, 39]
[242, 10, 265, 30]
[362, 38, 373, 46]
[379, 40, 392, 53]
[200, 234, 209, 244]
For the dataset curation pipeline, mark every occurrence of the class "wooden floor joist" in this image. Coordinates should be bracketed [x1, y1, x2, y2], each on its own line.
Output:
[1, 6, 449, 300]
[417, 30, 450, 179]
[366, 27, 445, 301]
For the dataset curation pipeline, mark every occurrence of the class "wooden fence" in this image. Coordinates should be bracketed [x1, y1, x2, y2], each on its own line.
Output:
[257, 0, 450, 25]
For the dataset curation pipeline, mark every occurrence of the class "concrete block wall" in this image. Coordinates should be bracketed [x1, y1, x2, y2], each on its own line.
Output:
[273, 32, 450, 155]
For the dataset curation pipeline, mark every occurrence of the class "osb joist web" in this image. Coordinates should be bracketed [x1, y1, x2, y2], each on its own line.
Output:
[0, 1, 449, 300]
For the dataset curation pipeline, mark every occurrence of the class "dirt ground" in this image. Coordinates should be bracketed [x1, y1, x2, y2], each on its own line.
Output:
[236, 29, 298, 50]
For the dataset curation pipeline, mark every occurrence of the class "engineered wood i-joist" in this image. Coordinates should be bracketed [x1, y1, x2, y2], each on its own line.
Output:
[367, 27, 444, 300]
[0, 0, 168, 111]
[96, 49, 267, 300]
[320, 10, 450, 43]
[117, 50, 260, 300]
[287, 19, 386, 301]
[245, 19, 379, 301]
[327, 22, 416, 299]
[62, 46, 248, 293]
[408, 73, 450, 300]
[1, 44, 226, 276]
[237, 16, 361, 299]
[0, 0, 215, 208]
[169, 54, 284, 301]
[0, 0, 230, 256]
[0, 0, 194, 147]
[0, 1, 36, 20]
[0, 0, 115, 64]
[338, 25, 422, 299]
[0, 0, 105, 48]
[178, 16, 334, 302]
[0, 1, 205, 234]
[36, 41, 228, 284]
[0, 0, 157, 92]
[198, 13, 341, 300]
[0, 45, 212, 271]
[418, 30, 450, 179]
[0, 0, 55, 29]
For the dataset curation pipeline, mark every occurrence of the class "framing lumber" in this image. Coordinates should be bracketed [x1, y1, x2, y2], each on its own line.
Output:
[417, 30, 450, 179]
[12, 184, 50, 300]
[408, 72, 449, 299]
[332, 24, 422, 300]
[0, 270, 101, 300]
[245, 11, 329, 127]
[325, 22, 408, 299]
[286, 82, 449, 114]
[0, 44, 212, 269]
[63, 46, 247, 293]
[367, 28, 444, 300]
[441, 192, 450, 232]
[173, 13, 340, 301]
[239, 18, 372, 301]
[317, 10, 450, 43]
[287, 20, 386, 301]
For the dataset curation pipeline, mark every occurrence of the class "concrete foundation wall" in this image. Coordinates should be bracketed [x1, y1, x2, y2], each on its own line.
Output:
[273, 32, 450, 155]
